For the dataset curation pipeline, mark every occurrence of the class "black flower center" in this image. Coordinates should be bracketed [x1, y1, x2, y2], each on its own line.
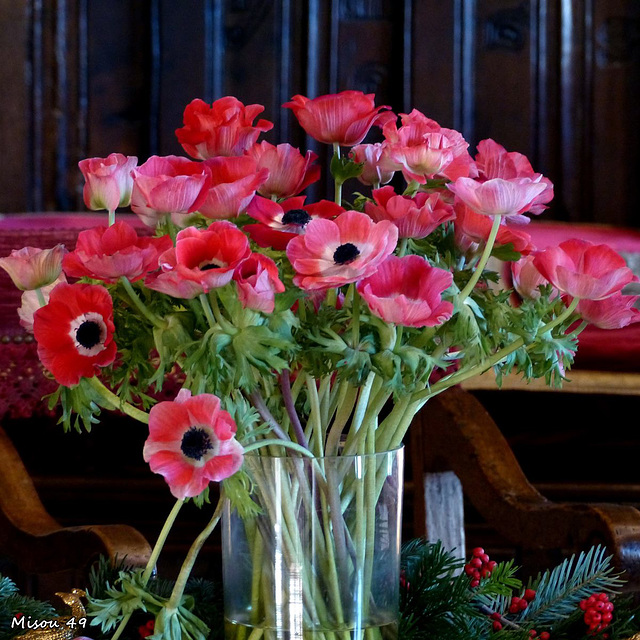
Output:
[281, 209, 312, 226]
[75, 321, 103, 349]
[200, 263, 220, 271]
[333, 243, 360, 265]
[181, 427, 214, 461]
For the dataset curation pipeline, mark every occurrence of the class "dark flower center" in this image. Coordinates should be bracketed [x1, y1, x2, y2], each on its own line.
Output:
[200, 263, 220, 271]
[181, 427, 214, 461]
[333, 243, 360, 265]
[75, 321, 103, 349]
[281, 209, 312, 226]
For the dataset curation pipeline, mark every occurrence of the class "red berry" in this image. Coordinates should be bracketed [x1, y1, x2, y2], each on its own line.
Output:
[481, 567, 492, 578]
[529, 631, 537, 638]
[472, 547, 485, 557]
[598, 593, 609, 601]
[524, 588, 536, 601]
[470, 579, 480, 587]
[539, 633, 550, 640]
[480, 553, 490, 563]
[470, 557, 483, 568]
[492, 620, 503, 631]
[487, 560, 498, 570]
[490, 612, 501, 620]
[519, 599, 529, 611]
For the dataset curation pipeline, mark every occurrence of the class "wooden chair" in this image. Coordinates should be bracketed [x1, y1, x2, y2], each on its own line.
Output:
[410, 386, 640, 591]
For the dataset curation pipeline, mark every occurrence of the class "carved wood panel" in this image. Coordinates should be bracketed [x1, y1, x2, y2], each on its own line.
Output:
[0, 0, 638, 224]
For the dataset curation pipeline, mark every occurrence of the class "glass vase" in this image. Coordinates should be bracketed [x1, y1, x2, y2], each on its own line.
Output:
[222, 447, 404, 640]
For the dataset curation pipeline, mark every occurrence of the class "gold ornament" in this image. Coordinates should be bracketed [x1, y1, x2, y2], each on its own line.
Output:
[16, 589, 87, 640]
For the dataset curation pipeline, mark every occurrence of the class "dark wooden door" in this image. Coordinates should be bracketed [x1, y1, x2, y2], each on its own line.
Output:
[0, 0, 638, 226]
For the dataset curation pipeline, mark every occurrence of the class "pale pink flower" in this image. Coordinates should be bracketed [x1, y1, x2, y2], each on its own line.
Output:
[382, 110, 475, 183]
[18, 274, 67, 333]
[0, 245, 67, 291]
[577, 293, 640, 330]
[511, 254, 549, 299]
[286, 210, 398, 290]
[143, 388, 244, 499]
[199, 156, 268, 219]
[349, 143, 395, 186]
[78, 153, 138, 213]
[475, 139, 553, 215]
[247, 141, 321, 198]
[176, 97, 273, 159]
[533, 239, 635, 300]
[233, 253, 285, 313]
[364, 186, 455, 239]
[284, 91, 395, 146]
[62, 221, 172, 283]
[447, 176, 549, 218]
[130, 155, 212, 227]
[357, 255, 453, 327]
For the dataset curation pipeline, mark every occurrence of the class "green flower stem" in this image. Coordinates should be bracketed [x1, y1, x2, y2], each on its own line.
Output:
[457, 214, 502, 303]
[362, 414, 377, 621]
[342, 373, 378, 455]
[325, 383, 358, 456]
[243, 439, 316, 457]
[333, 143, 342, 205]
[305, 374, 324, 455]
[403, 180, 420, 197]
[120, 277, 165, 329]
[247, 389, 290, 442]
[110, 499, 186, 640]
[85, 377, 149, 424]
[412, 296, 581, 404]
[35, 287, 46, 307]
[167, 491, 227, 611]
[108, 209, 116, 226]
[397, 238, 409, 257]
[198, 293, 217, 329]
[142, 498, 185, 583]
[351, 286, 361, 348]
[280, 369, 309, 449]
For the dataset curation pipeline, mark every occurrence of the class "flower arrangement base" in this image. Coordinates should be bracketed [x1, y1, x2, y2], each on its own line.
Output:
[222, 448, 404, 640]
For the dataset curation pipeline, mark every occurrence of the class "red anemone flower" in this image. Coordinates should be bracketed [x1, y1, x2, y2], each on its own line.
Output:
[62, 220, 172, 283]
[357, 255, 454, 327]
[283, 91, 395, 146]
[577, 292, 640, 330]
[33, 282, 117, 386]
[176, 97, 273, 159]
[245, 196, 344, 250]
[145, 221, 251, 298]
[365, 186, 455, 239]
[286, 210, 398, 290]
[143, 389, 244, 499]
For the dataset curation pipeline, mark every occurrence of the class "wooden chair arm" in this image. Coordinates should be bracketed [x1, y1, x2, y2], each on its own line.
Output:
[0, 425, 151, 575]
[411, 387, 640, 589]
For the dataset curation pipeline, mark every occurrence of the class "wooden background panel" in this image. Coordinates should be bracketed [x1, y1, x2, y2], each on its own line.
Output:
[0, 1, 639, 221]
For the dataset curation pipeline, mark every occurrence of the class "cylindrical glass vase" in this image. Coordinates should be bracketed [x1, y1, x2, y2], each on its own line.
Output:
[222, 447, 404, 640]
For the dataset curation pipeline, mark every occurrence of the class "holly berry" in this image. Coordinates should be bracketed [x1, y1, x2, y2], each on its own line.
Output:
[465, 547, 497, 587]
[579, 593, 614, 636]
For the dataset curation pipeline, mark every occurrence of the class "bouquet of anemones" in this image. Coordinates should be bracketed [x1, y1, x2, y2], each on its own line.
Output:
[2, 91, 638, 640]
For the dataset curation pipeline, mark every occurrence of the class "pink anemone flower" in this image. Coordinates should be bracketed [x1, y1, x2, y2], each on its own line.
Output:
[199, 156, 269, 219]
[145, 221, 251, 299]
[286, 210, 398, 290]
[357, 255, 454, 327]
[78, 153, 138, 213]
[130, 155, 212, 227]
[475, 139, 554, 215]
[510, 254, 550, 300]
[283, 91, 395, 147]
[245, 196, 344, 250]
[62, 220, 172, 283]
[447, 176, 549, 219]
[382, 110, 476, 183]
[233, 253, 285, 314]
[143, 389, 244, 499]
[247, 141, 321, 199]
[176, 97, 273, 159]
[577, 292, 640, 330]
[365, 186, 455, 239]
[349, 143, 395, 187]
[533, 239, 635, 300]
